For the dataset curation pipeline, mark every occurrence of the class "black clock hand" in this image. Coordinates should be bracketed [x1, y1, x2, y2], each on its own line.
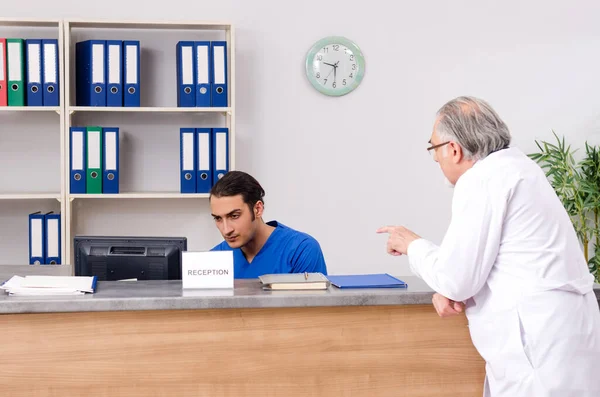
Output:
[323, 62, 336, 67]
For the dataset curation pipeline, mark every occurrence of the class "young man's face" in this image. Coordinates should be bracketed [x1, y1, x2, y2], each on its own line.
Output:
[210, 194, 260, 249]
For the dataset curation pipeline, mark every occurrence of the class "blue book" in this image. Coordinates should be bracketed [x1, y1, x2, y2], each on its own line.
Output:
[327, 273, 407, 289]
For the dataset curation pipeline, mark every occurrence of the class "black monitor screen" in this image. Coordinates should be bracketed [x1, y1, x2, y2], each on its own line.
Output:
[74, 236, 187, 281]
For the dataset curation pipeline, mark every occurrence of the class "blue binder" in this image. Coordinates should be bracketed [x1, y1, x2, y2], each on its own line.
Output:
[123, 40, 140, 107]
[196, 128, 212, 193]
[176, 41, 195, 107]
[41, 39, 59, 106]
[327, 274, 408, 289]
[75, 40, 106, 106]
[28, 211, 45, 265]
[102, 127, 119, 193]
[44, 212, 61, 264]
[194, 41, 211, 107]
[106, 40, 123, 107]
[210, 41, 228, 107]
[25, 39, 43, 106]
[70, 126, 87, 194]
[180, 128, 196, 193]
[211, 127, 229, 183]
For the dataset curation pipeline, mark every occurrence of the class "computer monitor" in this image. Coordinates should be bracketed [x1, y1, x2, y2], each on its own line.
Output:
[73, 236, 187, 281]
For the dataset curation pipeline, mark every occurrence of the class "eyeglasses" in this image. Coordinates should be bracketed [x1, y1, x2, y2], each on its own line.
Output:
[427, 141, 449, 155]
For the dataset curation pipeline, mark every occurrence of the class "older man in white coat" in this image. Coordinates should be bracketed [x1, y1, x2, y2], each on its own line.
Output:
[377, 96, 600, 397]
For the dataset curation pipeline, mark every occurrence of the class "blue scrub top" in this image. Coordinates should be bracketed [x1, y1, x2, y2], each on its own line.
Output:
[210, 220, 328, 279]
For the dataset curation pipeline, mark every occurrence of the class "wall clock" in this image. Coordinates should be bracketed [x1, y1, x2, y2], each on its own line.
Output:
[305, 36, 365, 97]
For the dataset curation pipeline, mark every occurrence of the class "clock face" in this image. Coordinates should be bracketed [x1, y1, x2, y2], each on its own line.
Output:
[305, 36, 365, 96]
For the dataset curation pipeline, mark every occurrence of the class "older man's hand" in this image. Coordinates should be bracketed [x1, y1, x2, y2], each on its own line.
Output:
[432, 293, 465, 317]
[376, 225, 421, 256]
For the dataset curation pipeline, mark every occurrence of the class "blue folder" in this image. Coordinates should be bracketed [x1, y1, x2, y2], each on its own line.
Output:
[327, 273, 407, 289]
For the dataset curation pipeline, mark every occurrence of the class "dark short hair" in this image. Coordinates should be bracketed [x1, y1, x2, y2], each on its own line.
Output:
[209, 171, 265, 211]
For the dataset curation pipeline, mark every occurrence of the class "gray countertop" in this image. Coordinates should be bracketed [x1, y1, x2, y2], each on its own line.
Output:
[0, 265, 433, 314]
[0, 265, 598, 315]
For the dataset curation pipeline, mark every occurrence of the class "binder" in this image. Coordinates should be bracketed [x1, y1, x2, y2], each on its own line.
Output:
[76, 40, 106, 106]
[194, 41, 211, 107]
[29, 211, 45, 265]
[41, 39, 59, 106]
[106, 40, 123, 107]
[196, 128, 212, 193]
[176, 41, 195, 107]
[70, 127, 87, 194]
[210, 41, 228, 107]
[44, 212, 61, 264]
[25, 39, 43, 106]
[212, 127, 229, 183]
[7, 38, 25, 106]
[327, 274, 408, 289]
[0, 38, 6, 106]
[86, 126, 103, 194]
[123, 40, 140, 107]
[180, 128, 196, 193]
[102, 127, 119, 193]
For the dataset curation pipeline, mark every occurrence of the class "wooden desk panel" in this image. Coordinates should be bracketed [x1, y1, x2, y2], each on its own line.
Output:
[0, 305, 485, 396]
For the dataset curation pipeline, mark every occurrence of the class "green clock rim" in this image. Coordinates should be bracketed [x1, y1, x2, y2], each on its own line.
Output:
[305, 36, 366, 97]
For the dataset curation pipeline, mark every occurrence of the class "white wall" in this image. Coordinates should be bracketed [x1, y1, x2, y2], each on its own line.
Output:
[3, 0, 600, 276]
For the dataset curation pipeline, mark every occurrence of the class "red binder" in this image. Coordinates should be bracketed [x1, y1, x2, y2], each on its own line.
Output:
[0, 38, 6, 106]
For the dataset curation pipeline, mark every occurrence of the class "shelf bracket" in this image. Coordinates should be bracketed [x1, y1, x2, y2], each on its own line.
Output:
[54, 109, 61, 116]
[69, 109, 75, 115]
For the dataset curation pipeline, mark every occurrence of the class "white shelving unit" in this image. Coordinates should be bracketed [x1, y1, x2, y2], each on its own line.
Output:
[63, 19, 235, 265]
[0, 18, 65, 264]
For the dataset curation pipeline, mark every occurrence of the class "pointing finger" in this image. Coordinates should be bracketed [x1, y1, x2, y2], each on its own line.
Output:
[376, 226, 395, 234]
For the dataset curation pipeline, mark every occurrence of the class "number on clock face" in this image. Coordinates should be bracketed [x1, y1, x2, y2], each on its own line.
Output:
[312, 44, 358, 89]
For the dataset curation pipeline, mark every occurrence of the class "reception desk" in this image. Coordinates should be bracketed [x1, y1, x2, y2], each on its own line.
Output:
[1, 265, 597, 397]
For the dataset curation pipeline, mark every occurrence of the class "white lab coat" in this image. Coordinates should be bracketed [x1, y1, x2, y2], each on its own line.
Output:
[407, 147, 600, 397]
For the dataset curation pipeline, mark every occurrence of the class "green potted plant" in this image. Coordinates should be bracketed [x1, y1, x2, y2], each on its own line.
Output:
[528, 131, 600, 283]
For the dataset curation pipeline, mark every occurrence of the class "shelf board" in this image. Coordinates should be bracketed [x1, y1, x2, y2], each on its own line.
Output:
[0, 193, 61, 200]
[0, 18, 61, 28]
[69, 106, 230, 114]
[65, 19, 232, 30]
[69, 192, 210, 199]
[0, 106, 60, 113]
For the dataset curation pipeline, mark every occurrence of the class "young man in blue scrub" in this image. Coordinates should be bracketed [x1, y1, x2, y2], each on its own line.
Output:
[209, 171, 328, 279]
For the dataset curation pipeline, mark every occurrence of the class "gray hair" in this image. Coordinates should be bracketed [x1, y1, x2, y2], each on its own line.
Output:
[435, 96, 511, 161]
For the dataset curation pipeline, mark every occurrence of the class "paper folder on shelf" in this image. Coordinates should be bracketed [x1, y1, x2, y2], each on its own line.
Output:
[194, 41, 211, 107]
[76, 40, 106, 106]
[7, 38, 25, 106]
[70, 126, 87, 194]
[0, 38, 7, 106]
[42, 39, 59, 106]
[102, 127, 119, 193]
[196, 128, 212, 193]
[210, 41, 227, 107]
[44, 212, 61, 265]
[123, 40, 140, 107]
[26, 39, 43, 106]
[180, 127, 196, 193]
[0, 275, 97, 296]
[327, 274, 408, 289]
[176, 41, 195, 107]
[212, 127, 229, 183]
[29, 211, 45, 265]
[86, 126, 103, 194]
[106, 40, 123, 107]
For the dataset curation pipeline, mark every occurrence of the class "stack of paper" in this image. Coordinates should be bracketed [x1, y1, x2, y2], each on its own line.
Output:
[0, 275, 97, 296]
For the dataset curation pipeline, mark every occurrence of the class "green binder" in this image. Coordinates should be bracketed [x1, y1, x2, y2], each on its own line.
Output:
[86, 126, 103, 194]
[7, 38, 25, 106]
